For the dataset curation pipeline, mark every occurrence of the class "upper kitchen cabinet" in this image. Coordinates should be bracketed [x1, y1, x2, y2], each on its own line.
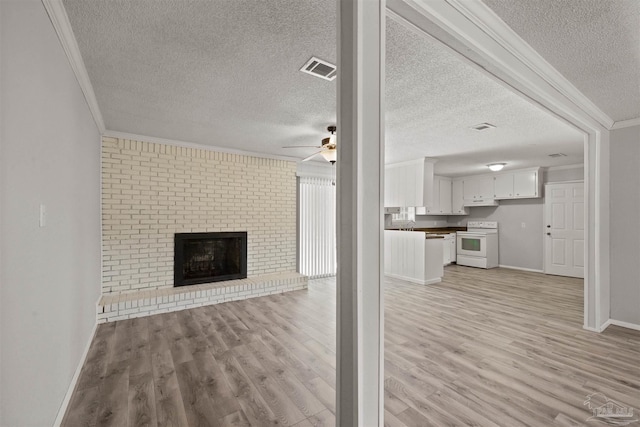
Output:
[463, 175, 494, 200]
[424, 176, 452, 214]
[494, 173, 514, 198]
[451, 179, 469, 215]
[513, 169, 540, 198]
[493, 168, 541, 199]
[384, 158, 436, 207]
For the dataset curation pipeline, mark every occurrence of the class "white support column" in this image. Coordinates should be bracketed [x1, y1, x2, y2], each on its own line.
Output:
[336, 0, 385, 425]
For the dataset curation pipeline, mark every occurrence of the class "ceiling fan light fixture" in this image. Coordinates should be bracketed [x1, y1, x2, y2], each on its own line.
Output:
[321, 150, 337, 164]
[488, 163, 506, 172]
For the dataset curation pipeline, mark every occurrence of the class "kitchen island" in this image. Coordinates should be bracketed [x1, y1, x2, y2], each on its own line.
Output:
[384, 230, 444, 285]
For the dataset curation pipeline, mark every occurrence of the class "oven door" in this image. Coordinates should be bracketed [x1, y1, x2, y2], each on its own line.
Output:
[457, 233, 487, 258]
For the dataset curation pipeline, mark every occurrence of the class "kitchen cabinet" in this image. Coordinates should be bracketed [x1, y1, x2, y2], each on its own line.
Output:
[439, 178, 452, 214]
[449, 233, 458, 262]
[384, 158, 436, 208]
[442, 234, 456, 265]
[386, 164, 541, 210]
[384, 231, 443, 285]
[425, 176, 452, 214]
[513, 169, 539, 198]
[494, 174, 514, 198]
[451, 179, 468, 215]
[463, 176, 494, 200]
[493, 168, 540, 200]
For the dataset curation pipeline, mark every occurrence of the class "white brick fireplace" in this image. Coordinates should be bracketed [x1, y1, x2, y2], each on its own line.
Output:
[98, 136, 306, 322]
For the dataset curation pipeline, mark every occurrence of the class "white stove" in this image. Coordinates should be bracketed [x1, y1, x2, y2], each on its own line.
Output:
[456, 221, 499, 269]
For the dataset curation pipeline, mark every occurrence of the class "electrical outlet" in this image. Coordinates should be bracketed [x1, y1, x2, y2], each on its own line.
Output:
[521, 222, 526, 228]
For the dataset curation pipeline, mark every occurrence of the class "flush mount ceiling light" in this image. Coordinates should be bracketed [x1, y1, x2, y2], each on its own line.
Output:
[488, 163, 506, 172]
[470, 122, 496, 131]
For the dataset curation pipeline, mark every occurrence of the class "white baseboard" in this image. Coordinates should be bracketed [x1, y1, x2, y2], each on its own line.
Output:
[53, 322, 98, 426]
[584, 318, 640, 333]
[385, 273, 432, 285]
[385, 272, 442, 285]
[498, 264, 544, 273]
[602, 319, 640, 332]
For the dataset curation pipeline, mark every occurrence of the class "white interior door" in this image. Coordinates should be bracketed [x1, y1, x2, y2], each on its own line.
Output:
[544, 182, 584, 278]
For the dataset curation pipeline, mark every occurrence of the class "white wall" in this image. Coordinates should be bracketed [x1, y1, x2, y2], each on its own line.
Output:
[610, 125, 640, 326]
[543, 165, 584, 183]
[448, 199, 544, 270]
[0, 1, 101, 425]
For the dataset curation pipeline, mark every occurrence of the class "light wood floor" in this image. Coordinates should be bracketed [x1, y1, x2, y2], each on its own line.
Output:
[63, 266, 640, 426]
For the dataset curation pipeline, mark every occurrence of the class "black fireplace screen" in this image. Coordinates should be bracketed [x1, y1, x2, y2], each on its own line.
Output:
[174, 232, 247, 287]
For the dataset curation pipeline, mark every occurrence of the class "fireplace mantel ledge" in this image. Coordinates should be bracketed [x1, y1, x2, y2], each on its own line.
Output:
[97, 272, 308, 323]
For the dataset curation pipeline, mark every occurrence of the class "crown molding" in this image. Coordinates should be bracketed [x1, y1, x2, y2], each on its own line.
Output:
[41, 0, 105, 133]
[103, 130, 302, 163]
[443, 0, 615, 130]
[388, 0, 613, 132]
[611, 117, 640, 130]
[544, 163, 584, 171]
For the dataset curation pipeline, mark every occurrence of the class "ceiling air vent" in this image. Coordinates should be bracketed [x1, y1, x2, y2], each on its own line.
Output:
[548, 153, 567, 158]
[470, 122, 496, 131]
[300, 57, 337, 81]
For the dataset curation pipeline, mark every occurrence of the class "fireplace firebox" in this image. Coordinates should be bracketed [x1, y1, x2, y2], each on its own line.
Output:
[174, 232, 247, 287]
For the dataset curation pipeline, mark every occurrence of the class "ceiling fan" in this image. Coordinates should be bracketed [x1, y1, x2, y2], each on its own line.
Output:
[283, 125, 337, 163]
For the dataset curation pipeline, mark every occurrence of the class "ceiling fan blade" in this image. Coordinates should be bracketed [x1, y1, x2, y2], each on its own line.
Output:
[282, 145, 322, 148]
[301, 151, 323, 162]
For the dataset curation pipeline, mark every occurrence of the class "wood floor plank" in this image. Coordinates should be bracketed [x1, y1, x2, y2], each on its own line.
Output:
[64, 266, 640, 427]
[174, 359, 222, 427]
[61, 385, 101, 427]
[302, 409, 335, 427]
[246, 340, 327, 417]
[304, 377, 335, 415]
[216, 349, 280, 425]
[129, 317, 152, 377]
[151, 349, 189, 427]
[128, 372, 158, 427]
[95, 363, 129, 427]
[219, 410, 252, 427]
[75, 322, 116, 391]
[231, 344, 307, 425]
[384, 410, 408, 427]
[192, 349, 241, 418]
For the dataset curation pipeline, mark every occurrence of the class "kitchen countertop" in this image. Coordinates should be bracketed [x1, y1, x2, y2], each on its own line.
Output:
[413, 227, 467, 233]
[385, 227, 466, 233]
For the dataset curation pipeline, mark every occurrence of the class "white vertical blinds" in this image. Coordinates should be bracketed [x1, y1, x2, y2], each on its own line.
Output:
[298, 176, 337, 278]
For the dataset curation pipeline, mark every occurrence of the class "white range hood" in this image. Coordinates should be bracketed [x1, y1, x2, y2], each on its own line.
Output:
[463, 198, 499, 207]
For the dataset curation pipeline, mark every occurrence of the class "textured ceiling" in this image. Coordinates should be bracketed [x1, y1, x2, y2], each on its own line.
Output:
[62, 0, 585, 176]
[483, 0, 640, 122]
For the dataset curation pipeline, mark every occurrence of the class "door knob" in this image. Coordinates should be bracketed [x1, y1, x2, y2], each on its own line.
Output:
[546, 232, 551, 236]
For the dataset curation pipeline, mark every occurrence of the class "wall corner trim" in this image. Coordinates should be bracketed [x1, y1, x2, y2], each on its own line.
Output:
[52, 322, 98, 427]
[41, 0, 106, 133]
[610, 117, 640, 130]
